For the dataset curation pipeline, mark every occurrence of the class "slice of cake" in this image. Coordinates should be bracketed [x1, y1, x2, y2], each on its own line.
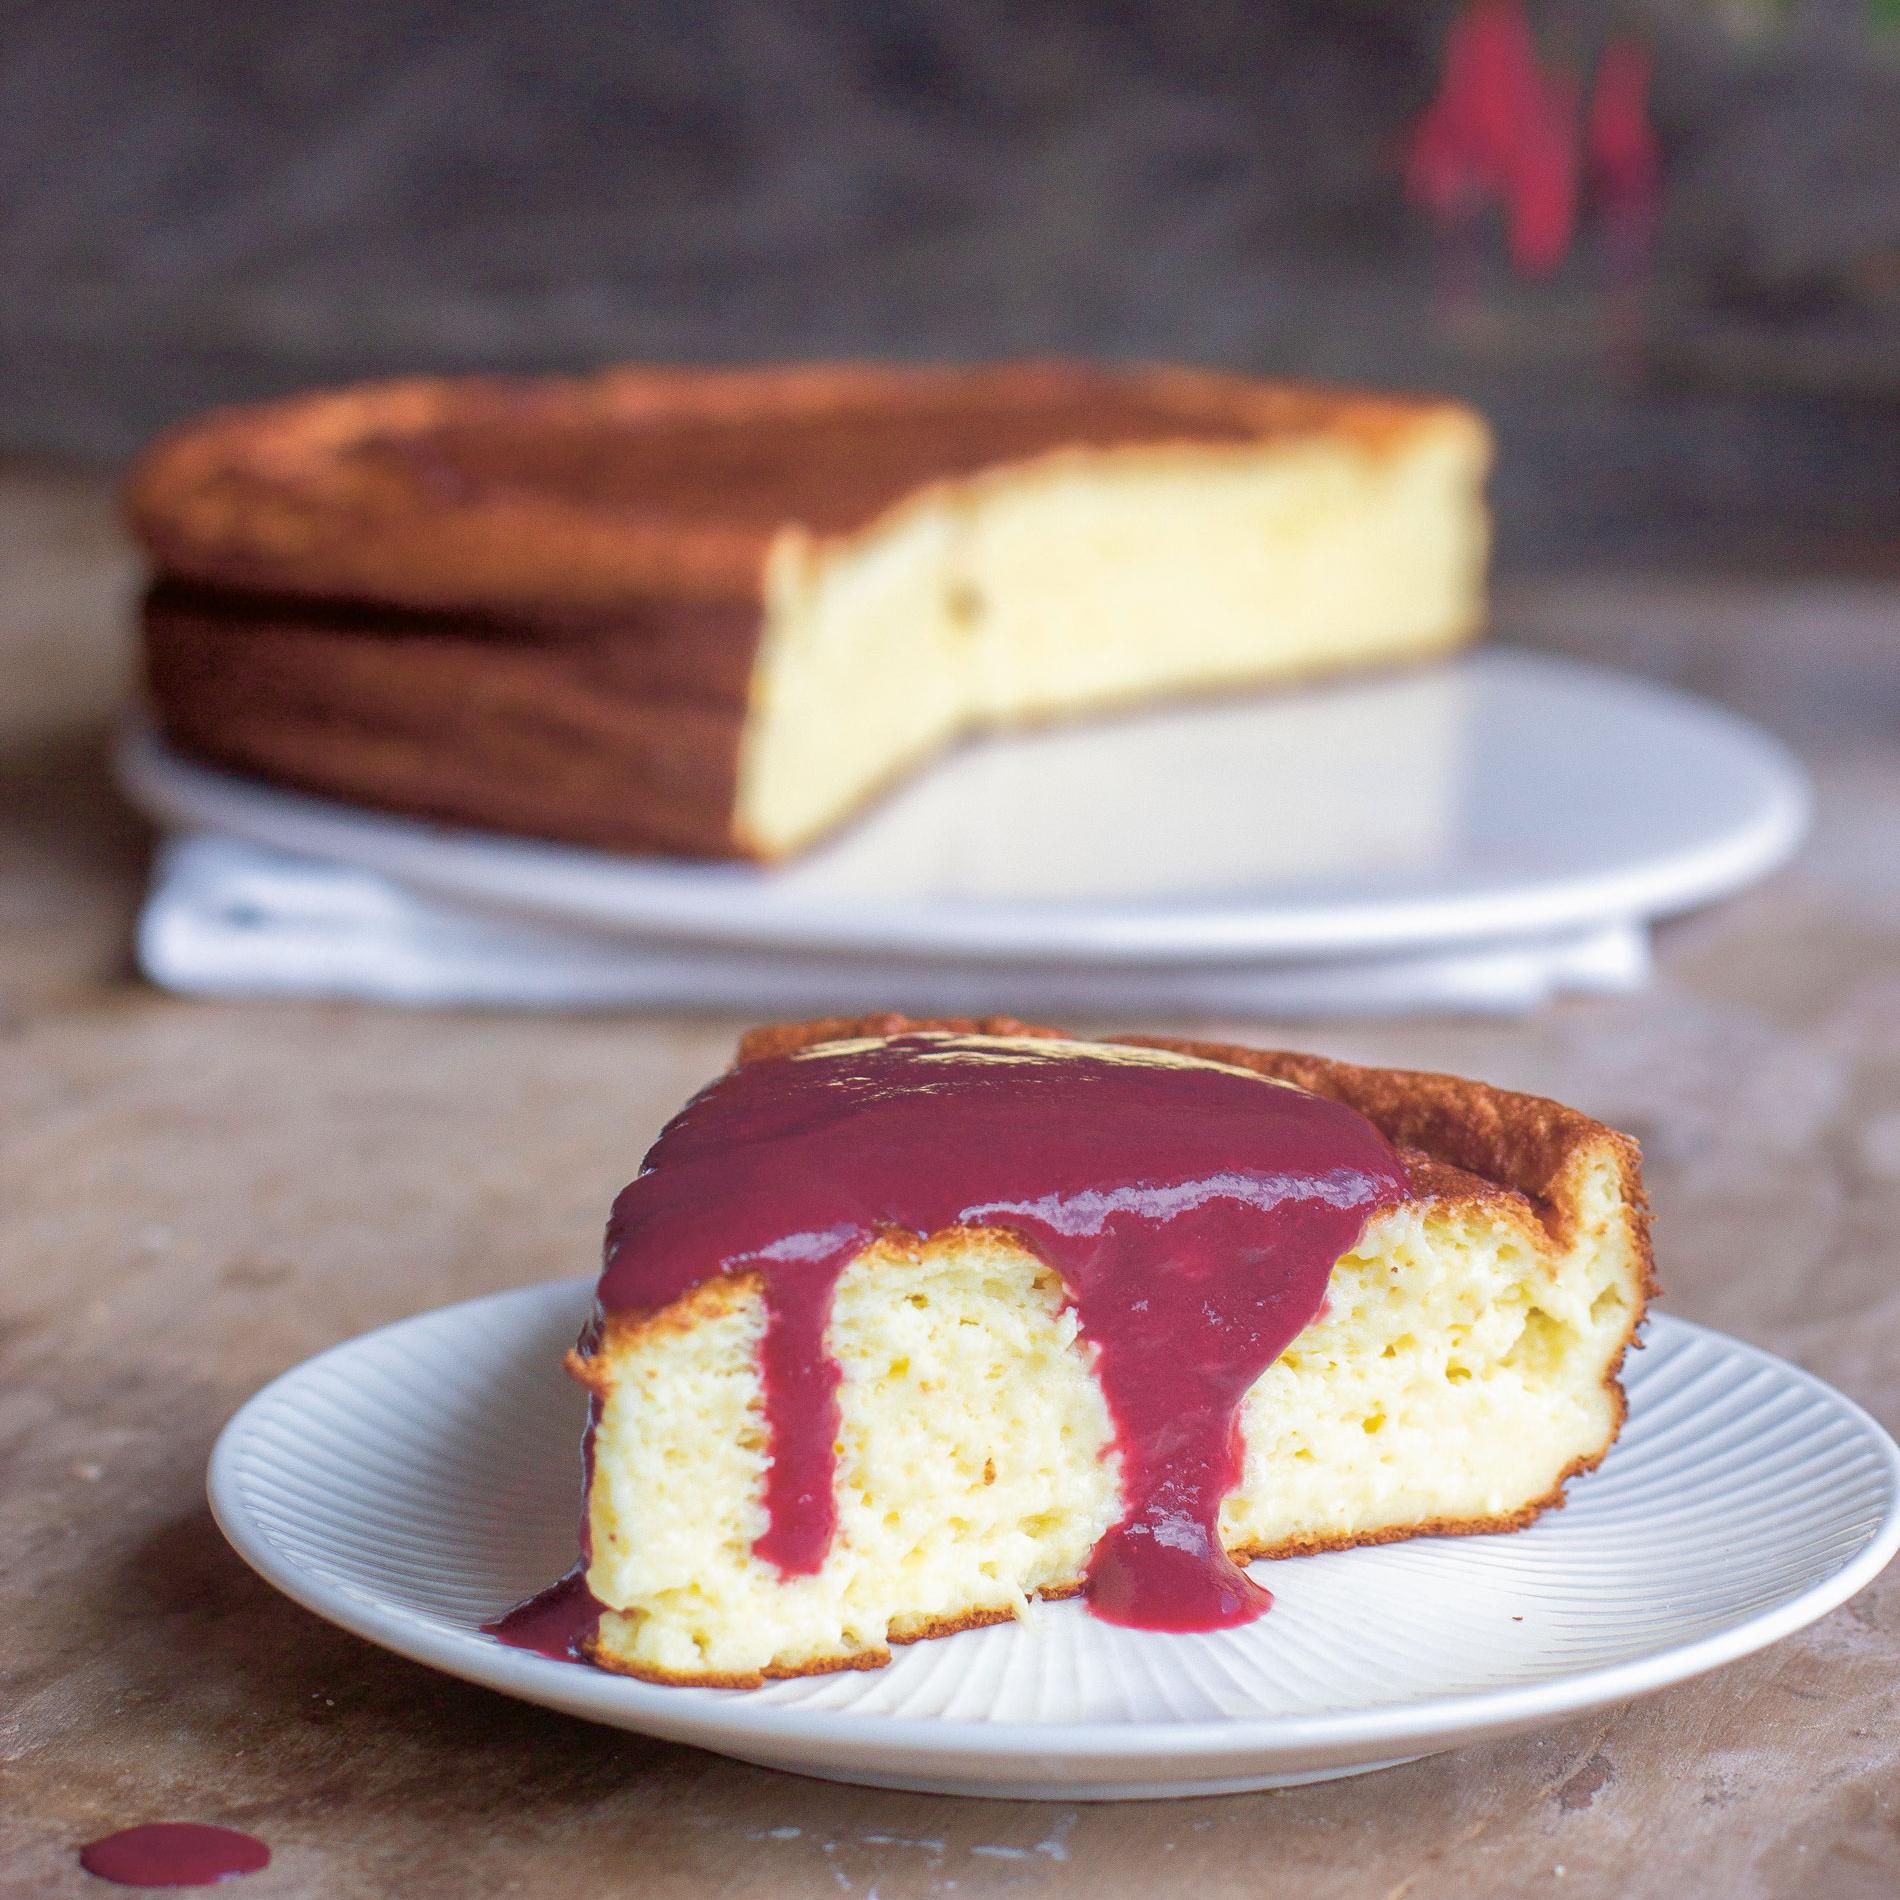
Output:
[128, 361, 1492, 860]
[491, 1014, 1652, 1685]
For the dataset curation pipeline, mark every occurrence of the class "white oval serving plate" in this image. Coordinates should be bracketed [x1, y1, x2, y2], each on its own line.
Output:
[127, 649, 1808, 966]
[209, 1280, 1899, 1801]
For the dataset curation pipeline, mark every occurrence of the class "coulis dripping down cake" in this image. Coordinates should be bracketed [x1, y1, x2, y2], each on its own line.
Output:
[491, 1016, 1653, 1685]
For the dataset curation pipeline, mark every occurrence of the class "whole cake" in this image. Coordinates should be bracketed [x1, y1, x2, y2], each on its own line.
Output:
[492, 1015, 1653, 1685]
[129, 361, 1492, 860]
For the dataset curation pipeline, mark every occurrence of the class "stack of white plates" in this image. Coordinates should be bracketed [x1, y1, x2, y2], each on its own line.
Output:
[118, 650, 1809, 1016]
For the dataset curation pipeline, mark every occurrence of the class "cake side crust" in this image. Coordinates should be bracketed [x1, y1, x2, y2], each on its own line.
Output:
[140, 583, 760, 857]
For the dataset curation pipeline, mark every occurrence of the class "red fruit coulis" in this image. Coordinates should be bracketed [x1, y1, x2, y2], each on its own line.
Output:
[78, 1823, 270, 1888]
[488, 1032, 1407, 1657]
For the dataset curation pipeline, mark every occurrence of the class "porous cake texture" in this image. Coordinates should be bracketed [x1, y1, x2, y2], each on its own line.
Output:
[129, 362, 1492, 859]
[569, 1016, 1652, 1685]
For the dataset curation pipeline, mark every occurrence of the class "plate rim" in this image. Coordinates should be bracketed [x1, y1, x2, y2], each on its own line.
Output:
[124, 650, 1812, 966]
[207, 1280, 1900, 1774]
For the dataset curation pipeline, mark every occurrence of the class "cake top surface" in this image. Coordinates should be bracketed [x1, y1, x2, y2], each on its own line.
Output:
[597, 1029, 1409, 1320]
[739, 1014, 1651, 1257]
[125, 360, 1486, 612]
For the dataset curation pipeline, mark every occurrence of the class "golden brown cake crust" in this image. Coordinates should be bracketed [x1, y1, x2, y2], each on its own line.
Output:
[141, 582, 758, 857]
[577, 1017, 1655, 1686]
[126, 361, 1479, 612]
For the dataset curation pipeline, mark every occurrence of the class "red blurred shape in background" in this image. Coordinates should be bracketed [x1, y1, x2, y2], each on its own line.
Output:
[1407, 0, 1659, 278]
[1586, 35, 1663, 261]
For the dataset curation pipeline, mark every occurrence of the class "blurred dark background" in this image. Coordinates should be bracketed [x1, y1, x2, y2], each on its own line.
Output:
[5, 0, 1899, 569]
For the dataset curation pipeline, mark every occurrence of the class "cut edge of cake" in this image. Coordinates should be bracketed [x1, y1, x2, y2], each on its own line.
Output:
[732, 401, 1489, 858]
[566, 1015, 1653, 1687]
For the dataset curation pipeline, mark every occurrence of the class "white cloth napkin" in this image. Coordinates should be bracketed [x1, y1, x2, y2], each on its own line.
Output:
[136, 833, 1651, 1018]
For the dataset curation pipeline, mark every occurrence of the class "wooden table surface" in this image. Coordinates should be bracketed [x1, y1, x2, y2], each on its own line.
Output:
[4, 465, 1898, 1900]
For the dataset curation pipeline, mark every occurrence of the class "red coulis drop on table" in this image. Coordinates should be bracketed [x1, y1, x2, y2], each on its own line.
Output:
[490, 1032, 1407, 1646]
[78, 1823, 269, 1888]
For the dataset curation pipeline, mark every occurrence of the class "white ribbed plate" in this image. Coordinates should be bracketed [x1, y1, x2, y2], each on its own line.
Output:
[209, 1282, 1900, 1800]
